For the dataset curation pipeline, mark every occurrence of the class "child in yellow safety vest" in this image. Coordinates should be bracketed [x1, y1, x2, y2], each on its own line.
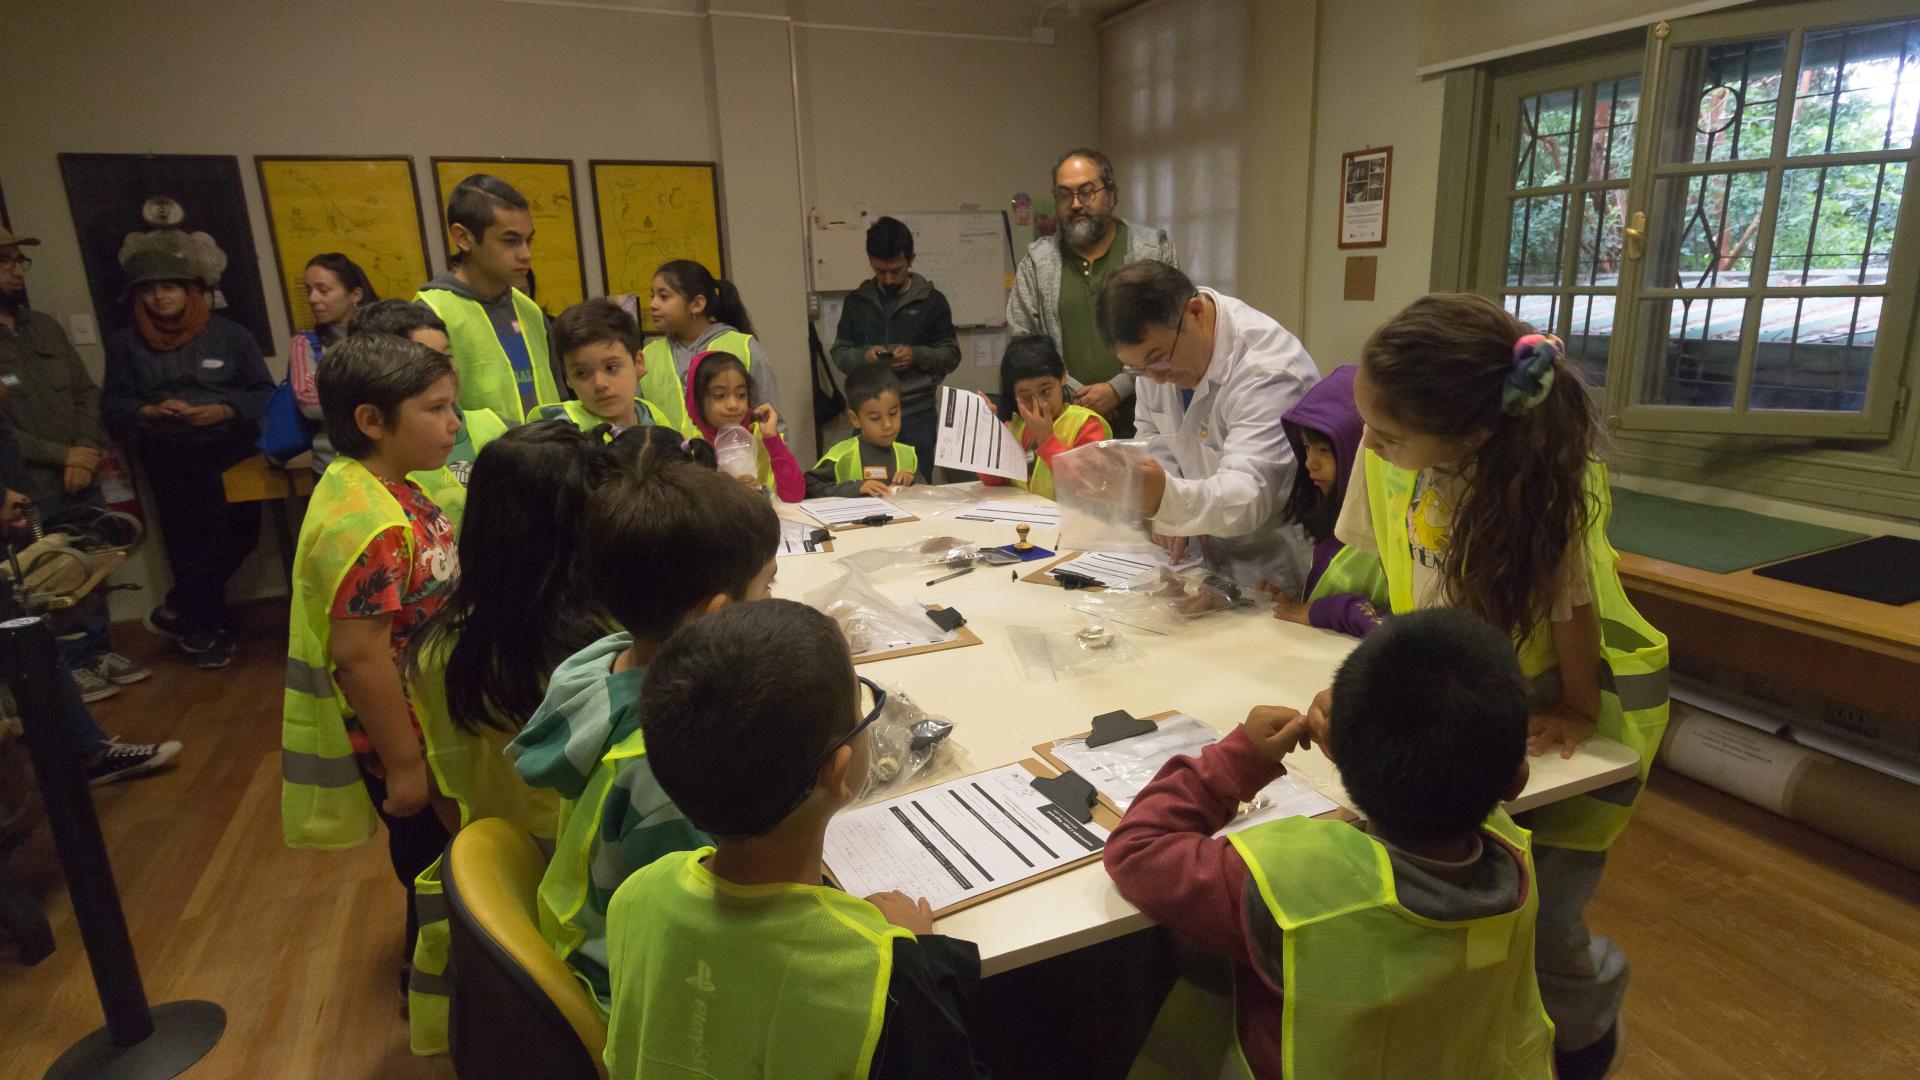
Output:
[505, 440, 781, 1015]
[280, 335, 464, 999]
[977, 334, 1110, 499]
[683, 349, 804, 501]
[397, 421, 615, 1054]
[532, 298, 672, 437]
[1319, 293, 1668, 1080]
[606, 600, 987, 1080]
[1106, 608, 1555, 1080]
[805, 365, 919, 498]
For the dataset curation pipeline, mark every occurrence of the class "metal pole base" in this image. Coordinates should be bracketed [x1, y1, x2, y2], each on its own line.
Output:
[44, 1000, 226, 1080]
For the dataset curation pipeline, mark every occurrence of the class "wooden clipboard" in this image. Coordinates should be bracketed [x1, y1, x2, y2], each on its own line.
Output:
[822, 757, 1121, 918]
[850, 606, 983, 665]
[1018, 551, 1106, 590]
[1034, 713, 1352, 824]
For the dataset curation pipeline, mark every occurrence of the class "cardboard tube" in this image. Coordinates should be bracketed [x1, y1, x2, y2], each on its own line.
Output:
[1659, 704, 1920, 873]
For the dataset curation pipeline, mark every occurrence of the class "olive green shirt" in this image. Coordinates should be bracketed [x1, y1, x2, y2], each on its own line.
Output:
[1055, 220, 1130, 389]
[0, 306, 106, 501]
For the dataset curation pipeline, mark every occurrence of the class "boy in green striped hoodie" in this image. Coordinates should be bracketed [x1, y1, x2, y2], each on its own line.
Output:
[505, 437, 780, 1013]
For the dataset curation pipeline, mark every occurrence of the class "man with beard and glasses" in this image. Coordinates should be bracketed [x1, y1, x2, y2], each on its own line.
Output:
[829, 216, 960, 478]
[1007, 148, 1177, 438]
[0, 226, 152, 699]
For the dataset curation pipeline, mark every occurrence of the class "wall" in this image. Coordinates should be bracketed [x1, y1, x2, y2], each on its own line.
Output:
[1298, 0, 1446, 371]
[0, 0, 1101, 617]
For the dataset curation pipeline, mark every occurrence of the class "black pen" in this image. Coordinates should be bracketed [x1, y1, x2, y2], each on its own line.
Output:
[926, 567, 974, 587]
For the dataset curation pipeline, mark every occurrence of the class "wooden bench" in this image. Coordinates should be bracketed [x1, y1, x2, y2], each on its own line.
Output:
[221, 453, 315, 577]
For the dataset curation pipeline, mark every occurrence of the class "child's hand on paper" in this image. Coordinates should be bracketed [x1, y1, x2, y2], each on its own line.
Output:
[1243, 705, 1313, 765]
[890, 470, 916, 487]
[866, 891, 935, 935]
[859, 479, 893, 498]
[1527, 704, 1596, 759]
[975, 390, 998, 417]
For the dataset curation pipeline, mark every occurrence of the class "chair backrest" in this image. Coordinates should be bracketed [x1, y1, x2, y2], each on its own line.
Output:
[444, 818, 608, 1080]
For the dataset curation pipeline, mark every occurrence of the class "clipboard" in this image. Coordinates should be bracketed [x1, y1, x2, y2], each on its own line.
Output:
[1018, 552, 1104, 590]
[1034, 712, 1352, 824]
[822, 757, 1120, 918]
[851, 606, 983, 665]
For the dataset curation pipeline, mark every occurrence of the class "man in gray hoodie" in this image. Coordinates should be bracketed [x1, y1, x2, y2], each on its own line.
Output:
[1007, 147, 1177, 438]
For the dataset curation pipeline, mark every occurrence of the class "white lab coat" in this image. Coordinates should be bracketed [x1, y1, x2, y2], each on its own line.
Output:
[1133, 289, 1319, 592]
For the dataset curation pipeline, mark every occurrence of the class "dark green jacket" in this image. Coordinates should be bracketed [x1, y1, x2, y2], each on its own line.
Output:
[830, 274, 961, 414]
[0, 306, 107, 501]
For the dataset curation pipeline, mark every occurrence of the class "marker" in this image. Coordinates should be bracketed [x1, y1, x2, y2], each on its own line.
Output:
[925, 567, 975, 587]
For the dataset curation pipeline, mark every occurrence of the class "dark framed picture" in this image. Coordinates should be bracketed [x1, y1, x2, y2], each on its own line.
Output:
[1338, 146, 1392, 250]
[56, 153, 275, 354]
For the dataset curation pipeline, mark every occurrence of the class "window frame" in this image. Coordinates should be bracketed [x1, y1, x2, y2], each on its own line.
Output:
[1609, 0, 1920, 439]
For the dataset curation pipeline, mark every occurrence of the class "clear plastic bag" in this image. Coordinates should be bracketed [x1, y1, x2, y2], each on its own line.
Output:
[803, 569, 953, 657]
[858, 682, 959, 799]
[1005, 616, 1141, 683]
[836, 535, 981, 575]
[1049, 440, 1162, 554]
[1065, 568, 1246, 635]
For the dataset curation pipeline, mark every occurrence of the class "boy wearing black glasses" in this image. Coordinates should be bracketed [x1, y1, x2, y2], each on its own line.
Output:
[607, 600, 984, 1080]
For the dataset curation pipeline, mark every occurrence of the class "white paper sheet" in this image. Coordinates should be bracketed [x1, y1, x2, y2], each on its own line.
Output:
[934, 385, 1027, 481]
[777, 518, 831, 557]
[1047, 548, 1200, 587]
[955, 500, 1062, 527]
[1048, 714, 1337, 835]
[802, 496, 909, 528]
[824, 763, 1109, 911]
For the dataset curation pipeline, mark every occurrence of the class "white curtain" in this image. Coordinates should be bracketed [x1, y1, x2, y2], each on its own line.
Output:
[1100, 0, 1249, 294]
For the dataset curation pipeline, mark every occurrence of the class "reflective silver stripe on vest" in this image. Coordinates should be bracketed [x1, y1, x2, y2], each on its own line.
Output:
[282, 748, 364, 788]
[285, 656, 335, 698]
[415, 890, 449, 927]
[409, 964, 452, 999]
[1529, 665, 1669, 715]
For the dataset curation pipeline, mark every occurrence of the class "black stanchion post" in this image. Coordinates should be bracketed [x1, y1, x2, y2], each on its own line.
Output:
[1, 615, 225, 1079]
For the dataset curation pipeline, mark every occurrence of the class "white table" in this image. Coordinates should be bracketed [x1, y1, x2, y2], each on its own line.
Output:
[775, 484, 1641, 975]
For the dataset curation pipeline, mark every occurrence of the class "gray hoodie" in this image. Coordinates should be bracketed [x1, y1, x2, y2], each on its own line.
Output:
[1005, 217, 1179, 404]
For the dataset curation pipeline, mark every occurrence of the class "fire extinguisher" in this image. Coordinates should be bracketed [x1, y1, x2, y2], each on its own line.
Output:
[94, 440, 143, 521]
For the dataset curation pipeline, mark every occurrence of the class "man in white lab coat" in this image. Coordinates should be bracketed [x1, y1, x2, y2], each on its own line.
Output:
[1079, 260, 1318, 592]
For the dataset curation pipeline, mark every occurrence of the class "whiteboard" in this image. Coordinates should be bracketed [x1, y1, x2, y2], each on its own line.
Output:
[810, 211, 1013, 327]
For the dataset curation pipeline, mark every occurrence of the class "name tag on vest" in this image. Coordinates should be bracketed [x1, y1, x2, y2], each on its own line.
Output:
[200, 358, 224, 369]
[863, 465, 889, 480]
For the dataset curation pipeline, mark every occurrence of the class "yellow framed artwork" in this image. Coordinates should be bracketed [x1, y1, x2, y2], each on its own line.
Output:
[589, 160, 723, 331]
[254, 156, 431, 335]
[431, 158, 586, 312]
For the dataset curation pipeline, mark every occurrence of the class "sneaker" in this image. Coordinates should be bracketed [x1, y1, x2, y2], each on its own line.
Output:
[72, 665, 121, 704]
[143, 608, 211, 654]
[86, 738, 183, 786]
[1554, 1023, 1624, 1080]
[96, 652, 153, 686]
[194, 632, 236, 670]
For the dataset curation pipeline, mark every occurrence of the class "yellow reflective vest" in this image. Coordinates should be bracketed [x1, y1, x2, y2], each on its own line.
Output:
[603, 848, 905, 1079]
[532, 397, 671, 435]
[409, 405, 507, 533]
[281, 457, 420, 850]
[1360, 451, 1670, 850]
[638, 329, 753, 434]
[1227, 810, 1555, 1079]
[817, 436, 917, 481]
[415, 287, 557, 423]
[1007, 404, 1109, 500]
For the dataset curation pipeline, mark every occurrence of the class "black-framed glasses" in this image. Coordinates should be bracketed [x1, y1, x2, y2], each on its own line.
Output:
[709, 676, 888, 839]
[1052, 183, 1111, 207]
[0, 255, 31, 272]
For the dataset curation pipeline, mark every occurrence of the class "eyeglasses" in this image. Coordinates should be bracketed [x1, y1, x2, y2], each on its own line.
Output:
[1052, 183, 1111, 207]
[707, 676, 888, 839]
[0, 255, 31, 272]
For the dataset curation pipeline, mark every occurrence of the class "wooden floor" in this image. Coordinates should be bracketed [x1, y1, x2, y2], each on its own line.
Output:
[3, 602, 1918, 1079]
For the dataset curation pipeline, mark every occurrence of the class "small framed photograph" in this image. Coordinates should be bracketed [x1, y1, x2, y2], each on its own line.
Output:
[1338, 146, 1392, 250]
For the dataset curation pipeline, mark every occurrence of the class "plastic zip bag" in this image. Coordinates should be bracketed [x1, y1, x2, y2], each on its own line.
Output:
[1049, 440, 1162, 554]
[803, 568, 954, 657]
[858, 681, 959, 799]
[1005, 616, 1141, 683]
[836, 535, 981, 575]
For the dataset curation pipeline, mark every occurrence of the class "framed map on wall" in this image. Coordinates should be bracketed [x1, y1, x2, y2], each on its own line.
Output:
[431, 157, 586, 314]
[58, 153, 275, 352]
[589, 160, 723, 331]
[255, 156, 432, 335]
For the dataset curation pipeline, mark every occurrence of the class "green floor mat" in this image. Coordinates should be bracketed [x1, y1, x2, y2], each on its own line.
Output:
[1606, 487, 1867, 574]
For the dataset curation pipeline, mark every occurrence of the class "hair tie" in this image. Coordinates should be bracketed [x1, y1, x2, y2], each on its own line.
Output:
[1502, 333, 1562, 415]
[679, 437, 692, 453]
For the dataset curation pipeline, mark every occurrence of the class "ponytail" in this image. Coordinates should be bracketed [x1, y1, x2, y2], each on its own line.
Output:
[1360, 293, 1599, 636]
[597, 424, 718, 484]
[654, 259, 755, 337]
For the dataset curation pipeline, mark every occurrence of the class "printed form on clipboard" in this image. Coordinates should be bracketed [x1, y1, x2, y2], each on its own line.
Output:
[823, 763, 1108, 914]
[1045, 714, 1338, 835]
[802, 496, 911, 529]
[934, 386, 1027, 482]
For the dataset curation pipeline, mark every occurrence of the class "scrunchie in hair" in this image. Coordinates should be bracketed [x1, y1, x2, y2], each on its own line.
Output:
[1502, 332, 1563, 416]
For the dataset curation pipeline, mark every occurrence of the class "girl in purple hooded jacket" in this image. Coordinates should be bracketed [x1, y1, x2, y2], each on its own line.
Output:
[1268, 365, 1384, 637]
